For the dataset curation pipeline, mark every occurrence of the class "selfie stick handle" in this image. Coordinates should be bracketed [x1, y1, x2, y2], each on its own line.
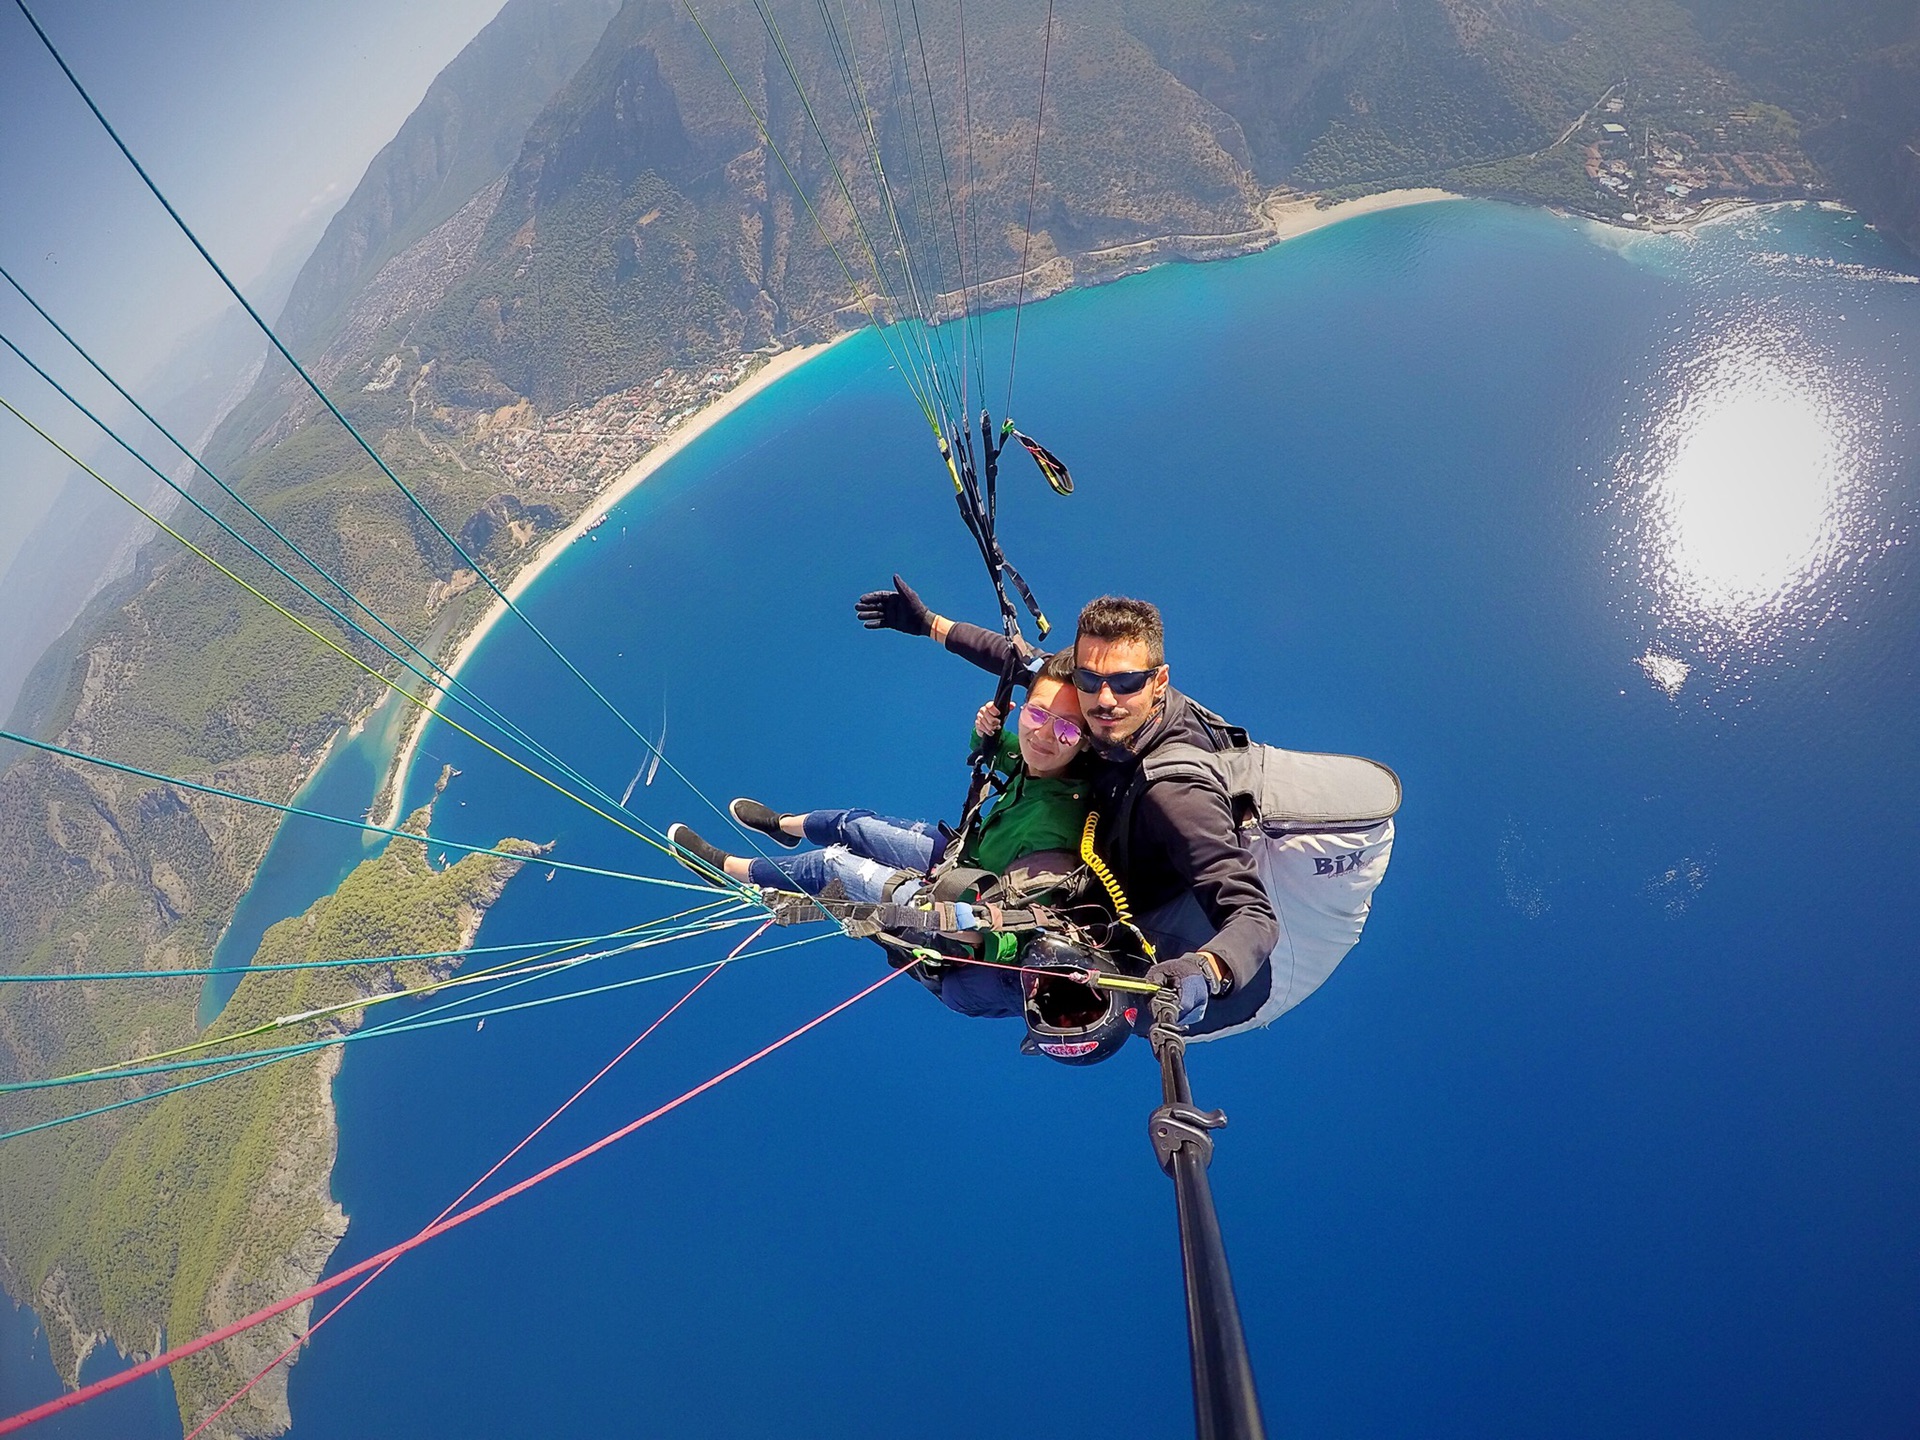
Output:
[1149, 992, 1268, 1440]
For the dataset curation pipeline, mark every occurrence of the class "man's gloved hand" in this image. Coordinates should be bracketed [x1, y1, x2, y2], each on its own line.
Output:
[855, 575, 933, 636]
[1145, 954, 1215, 1027]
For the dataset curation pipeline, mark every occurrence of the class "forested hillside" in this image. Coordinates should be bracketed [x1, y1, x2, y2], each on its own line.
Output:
[1674, 0, 1920, 251]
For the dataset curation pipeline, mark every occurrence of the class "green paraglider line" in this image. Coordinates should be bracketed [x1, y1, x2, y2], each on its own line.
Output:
[0, 14, 1113, 1440]
[9, 0, 665, 765]
[0, 930, 833, 1141]
[0, 725, 712, 892]
[1, 904, 760, 1093]
[179, 922, 771, 1440]
[0, 391, 744, 878]
[8, 0, 824, 879]
[0, 916, 724, 983]
[0, 308, 672, 848]
[0, 963, 906, 1436]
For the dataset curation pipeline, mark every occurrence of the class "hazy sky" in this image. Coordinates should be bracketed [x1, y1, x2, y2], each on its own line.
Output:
[0, 0, 515, 578]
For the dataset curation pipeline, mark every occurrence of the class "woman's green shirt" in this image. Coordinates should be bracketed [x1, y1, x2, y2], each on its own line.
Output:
[960, 726, 1092, 875]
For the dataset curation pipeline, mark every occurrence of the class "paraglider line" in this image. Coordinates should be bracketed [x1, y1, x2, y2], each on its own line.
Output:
[0, 392, 751, 877]
[0, 927, 831, 1145]
[3, 915, 752, 1095]
[0, 725, 710, 892]
[180, 921, 771, 1440]
[0, 285, 681, 849]
[0, 963, 906, 1436]
[10, 0, 676, 778]
[0, 916, 723, 983]
[1004, 0, 1056, 415]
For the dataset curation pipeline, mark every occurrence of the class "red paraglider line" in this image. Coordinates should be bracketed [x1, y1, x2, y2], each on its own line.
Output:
[0, 962, 905, 1436]
[180, 921, 771, 1440]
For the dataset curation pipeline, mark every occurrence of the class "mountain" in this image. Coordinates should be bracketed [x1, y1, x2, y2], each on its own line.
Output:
[0, 206, 340, 733]
[273, 0, 625, 360]
[0, 302, 268, 733]
[202, 0, 624, 465]
[0, 5, 623, 1433]
[401, 0, 1267, 410]
[299, 0, 1920, 423]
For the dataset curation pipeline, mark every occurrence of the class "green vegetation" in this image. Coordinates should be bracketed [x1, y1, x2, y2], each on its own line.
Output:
[1672, 0, 1920, 251]
[275, 0, 623, 360]
[1449, 148, 1621, 213]
[0, 308, 570, 1440]
[377, 0, 1914, 423]
[423, 171, 753, 409]
[0, 792, 533, 1439]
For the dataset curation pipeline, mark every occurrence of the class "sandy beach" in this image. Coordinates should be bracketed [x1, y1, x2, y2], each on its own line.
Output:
[1261, 187, 1466, 242]
[373, 336, 845, 828]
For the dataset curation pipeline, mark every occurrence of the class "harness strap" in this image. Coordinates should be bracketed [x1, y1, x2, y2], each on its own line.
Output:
[998, 558, 1049, 639]
[926, 864, 1001, 904]
[930, 644, 1026, 876]
[758, 888, 1045, 938]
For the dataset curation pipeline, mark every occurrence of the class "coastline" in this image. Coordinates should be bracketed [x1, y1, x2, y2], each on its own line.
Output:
[365, 187, 1467, 832]
[274, 189, 1920, 1440]
[989, 186, 1469, 304]
[339, 180, 1801, 835]
[1261, 186, 1466, 242]
[299, 181, 1799, 839]
[1264, 186, 1791, 247]
[373, 335, 846, 830]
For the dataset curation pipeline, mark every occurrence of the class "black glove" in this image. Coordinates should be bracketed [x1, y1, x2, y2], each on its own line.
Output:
[855, 575, 933, 637]
[1145, 955, 1216, 1027]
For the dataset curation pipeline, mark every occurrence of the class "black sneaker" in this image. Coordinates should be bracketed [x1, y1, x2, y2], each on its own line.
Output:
[729, 797, 800, 848]
[667, 823, 734, 884]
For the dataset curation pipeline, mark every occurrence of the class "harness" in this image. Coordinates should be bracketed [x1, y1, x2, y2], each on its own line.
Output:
[760, 888, 1054, 941]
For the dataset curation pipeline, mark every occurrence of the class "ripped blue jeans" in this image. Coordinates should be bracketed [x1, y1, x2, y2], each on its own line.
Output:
[746, 809, 1025, 1021]
[744, 809, 942, 903]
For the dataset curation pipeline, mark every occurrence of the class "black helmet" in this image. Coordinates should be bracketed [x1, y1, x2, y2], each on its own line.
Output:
[1019, 933, 1139, 1066]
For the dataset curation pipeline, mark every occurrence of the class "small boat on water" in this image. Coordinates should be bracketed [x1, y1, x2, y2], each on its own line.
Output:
[584, 512, 609, 533]
[645, 698, 667, 787]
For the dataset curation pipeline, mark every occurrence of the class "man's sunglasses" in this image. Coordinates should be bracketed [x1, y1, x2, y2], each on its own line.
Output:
[1071, 666, 1162, 697]
[1020, 703, 1084, 747]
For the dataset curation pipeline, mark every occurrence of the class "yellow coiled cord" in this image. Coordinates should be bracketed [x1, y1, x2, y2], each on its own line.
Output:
[1080, 812, 1155, 962]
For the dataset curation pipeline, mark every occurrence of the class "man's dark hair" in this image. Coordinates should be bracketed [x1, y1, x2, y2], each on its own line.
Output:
[1036, 648, 1078, 684]
[1076, 596, 1165, 667]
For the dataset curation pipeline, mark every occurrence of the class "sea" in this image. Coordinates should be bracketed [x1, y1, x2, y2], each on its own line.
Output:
[4, 198, 1917, 1438]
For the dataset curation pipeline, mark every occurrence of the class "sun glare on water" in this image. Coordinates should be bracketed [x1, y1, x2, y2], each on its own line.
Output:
[1654, 358, 1843, 609]
[1620, 326, 1871, 667]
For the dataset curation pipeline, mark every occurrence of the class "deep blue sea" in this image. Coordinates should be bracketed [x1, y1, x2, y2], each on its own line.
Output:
[5, 198, 1918, 1438]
